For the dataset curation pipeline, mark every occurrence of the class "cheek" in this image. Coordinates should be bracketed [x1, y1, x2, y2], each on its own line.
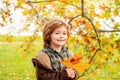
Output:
[50, 35, 55, 42]
[66, 35, 68, 39]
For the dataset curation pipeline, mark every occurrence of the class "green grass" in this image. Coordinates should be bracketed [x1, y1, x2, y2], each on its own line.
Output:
[0, 43, 42, 80]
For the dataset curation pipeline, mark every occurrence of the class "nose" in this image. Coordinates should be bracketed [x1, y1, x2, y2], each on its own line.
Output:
[59, 33, 64, 38]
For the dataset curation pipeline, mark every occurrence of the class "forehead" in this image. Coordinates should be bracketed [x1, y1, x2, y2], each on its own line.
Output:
[53, 26, 67, 31]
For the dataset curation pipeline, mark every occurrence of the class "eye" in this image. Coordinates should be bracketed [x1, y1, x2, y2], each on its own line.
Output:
[55, 32, 59, 34]
[63, 32, 67, 35]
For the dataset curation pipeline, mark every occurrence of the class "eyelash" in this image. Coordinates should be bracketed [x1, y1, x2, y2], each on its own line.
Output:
[55, 33, 67, 35]
[63, 33, 67, 35]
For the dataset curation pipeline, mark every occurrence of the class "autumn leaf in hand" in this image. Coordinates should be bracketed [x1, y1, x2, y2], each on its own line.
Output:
[61, 53, 90, 73]
[70, 53, 82, 65]
[61, 58, 72, 68]
[72, 62, 90, 73]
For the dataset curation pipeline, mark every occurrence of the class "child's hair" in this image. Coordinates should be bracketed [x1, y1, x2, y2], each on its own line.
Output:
[43, 19, 70, 48]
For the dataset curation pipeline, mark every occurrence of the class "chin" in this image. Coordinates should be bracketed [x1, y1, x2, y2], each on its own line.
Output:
[59, 44, 65, 46]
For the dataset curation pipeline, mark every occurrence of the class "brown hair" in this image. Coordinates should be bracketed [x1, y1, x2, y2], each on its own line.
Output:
[43, 19, 70, 48]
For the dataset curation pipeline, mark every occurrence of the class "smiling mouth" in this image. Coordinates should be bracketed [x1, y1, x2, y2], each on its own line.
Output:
[57, 40, 65, 41]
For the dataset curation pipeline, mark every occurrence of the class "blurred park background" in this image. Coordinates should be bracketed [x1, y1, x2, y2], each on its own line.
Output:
[0, 0, 120, 80]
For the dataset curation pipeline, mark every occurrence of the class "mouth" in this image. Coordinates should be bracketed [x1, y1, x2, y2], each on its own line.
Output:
[57, 40, 65, 41]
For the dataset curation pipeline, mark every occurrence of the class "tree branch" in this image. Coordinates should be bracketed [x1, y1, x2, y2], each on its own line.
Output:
[81, 0, 84, 17]
[27, 0, 57, 3]
[84, 15, 101, 49]
[27, 1, 39, 19]
[68, 0, 101, 50]
[27, 0, 81, 10]
[68, 14, 82, 28]
[103, 21, 114, 29]
[88, 48, 101, 64]
[97, 29, 120, 32]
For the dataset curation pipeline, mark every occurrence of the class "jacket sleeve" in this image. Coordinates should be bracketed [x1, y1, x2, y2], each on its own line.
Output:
[36, 63, 73, 80]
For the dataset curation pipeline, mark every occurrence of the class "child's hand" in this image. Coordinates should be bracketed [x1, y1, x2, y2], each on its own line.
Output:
[65, 68, 76, 79]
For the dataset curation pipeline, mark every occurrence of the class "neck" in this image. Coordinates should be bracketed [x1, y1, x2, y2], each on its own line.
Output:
[51, 45, 62, 52]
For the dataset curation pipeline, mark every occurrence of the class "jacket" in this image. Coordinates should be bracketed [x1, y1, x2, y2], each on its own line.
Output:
[32, 47, 78, 80]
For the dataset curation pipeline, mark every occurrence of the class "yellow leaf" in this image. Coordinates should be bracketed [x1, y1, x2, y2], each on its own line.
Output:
[114, 10, 118, 16]
[70, 53, 82, 64]
[22, 10, 28, 16]
[60, 0, 70, 3]
[61, 58, 72, 68]
[61, 54, 90, 73]
[100, 13, 105, 18]
[91, 71, 98, 76]
[95, 21, 101, 28]
[72, 62, 90, 73]
[90, 4, 95, 9]
[28, 9, 36, 16]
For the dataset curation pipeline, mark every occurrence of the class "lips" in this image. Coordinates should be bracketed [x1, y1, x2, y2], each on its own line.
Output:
[57, 40, 65, 41]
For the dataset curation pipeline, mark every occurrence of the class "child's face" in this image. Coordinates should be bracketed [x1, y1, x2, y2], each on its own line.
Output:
[50, 26, 68, 48]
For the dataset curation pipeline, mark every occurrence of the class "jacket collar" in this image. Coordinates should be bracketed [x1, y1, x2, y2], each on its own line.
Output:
[44, 46, 68, 54]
